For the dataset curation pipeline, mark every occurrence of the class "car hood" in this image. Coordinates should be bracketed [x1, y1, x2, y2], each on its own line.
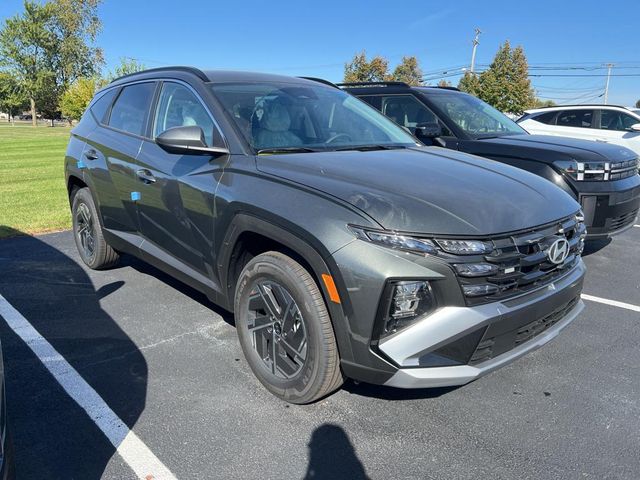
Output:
[255, 147, 579, 236]
[477, 134, 637, 163]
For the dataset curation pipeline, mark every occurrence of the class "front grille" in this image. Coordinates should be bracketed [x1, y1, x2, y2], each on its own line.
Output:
[469, 296, 580, 365]
[447, 214, 585, 305]
[609, 208, 639, 231]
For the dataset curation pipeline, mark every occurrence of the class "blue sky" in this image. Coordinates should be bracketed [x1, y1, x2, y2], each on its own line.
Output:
[1, 0, 639, 105]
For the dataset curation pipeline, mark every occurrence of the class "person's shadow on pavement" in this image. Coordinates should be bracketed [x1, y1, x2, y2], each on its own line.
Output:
[304, 424, 369, 480]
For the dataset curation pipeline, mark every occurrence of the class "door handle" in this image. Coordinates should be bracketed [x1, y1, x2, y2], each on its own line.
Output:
[596, 138, 609, 143]
[84, 149, 99, 160]
[136, 169, 156, 184]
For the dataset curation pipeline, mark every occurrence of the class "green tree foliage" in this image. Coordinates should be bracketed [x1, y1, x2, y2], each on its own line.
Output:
[533, 98, 556, 108]
[344, 51, 390, 83]
[437, 79, 452, 88]
[457, 71, 480, 96]
[0, 72, 29, 120]
[60, 76, 95, 121]
[0, 0, 102, 126]
[0, 1, 56, 125]
[475, 41, 535, 114]
[392, 56, 423, 85]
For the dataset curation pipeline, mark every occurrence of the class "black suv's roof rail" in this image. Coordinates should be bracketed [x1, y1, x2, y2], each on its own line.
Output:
[110, 66, 209, 84]
[338, 81, 461, 92]
[298, 77, 340, 89]
[337, 81, 410, 88]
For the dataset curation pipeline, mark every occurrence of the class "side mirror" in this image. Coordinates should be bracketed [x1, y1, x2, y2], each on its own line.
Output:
[628, 123, 640, 132]
[414, 122, 446, 147]
[415, 122, 442, 140]
[156, 126, 229, 155]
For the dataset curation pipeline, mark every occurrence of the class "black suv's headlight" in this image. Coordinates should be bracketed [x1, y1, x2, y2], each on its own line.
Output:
[553, 159, 639, 181]
[377, 280, 437, 339]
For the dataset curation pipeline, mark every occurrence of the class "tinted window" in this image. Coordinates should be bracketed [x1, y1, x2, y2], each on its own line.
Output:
[89, 88, 118, 124]
[531, 111, 557, 125]
[556, 109, 593, 128]
[364, 94, 452, 136]
[154, 83, 215, 146]
[108, 82, 156, 136]
[600, 110, 638, 131]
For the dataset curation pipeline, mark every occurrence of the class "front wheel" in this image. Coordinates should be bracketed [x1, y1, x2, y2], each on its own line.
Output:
[71, 187, 119, 270]
[234, 252, 344, 404]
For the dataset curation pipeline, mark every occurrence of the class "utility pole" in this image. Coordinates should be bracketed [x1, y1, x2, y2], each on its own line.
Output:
[603, 63, 614, 104]
[470, 28, 482, 73]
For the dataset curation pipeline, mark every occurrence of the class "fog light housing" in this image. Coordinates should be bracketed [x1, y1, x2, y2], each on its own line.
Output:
[380, 280, 436, 339]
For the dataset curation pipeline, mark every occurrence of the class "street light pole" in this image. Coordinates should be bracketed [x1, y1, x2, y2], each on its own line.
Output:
[470, 28, 482, 74]
[603, 63, 614, 104]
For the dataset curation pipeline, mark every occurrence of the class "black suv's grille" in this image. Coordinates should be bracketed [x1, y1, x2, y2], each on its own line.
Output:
[469, 296, 580, 365]
[447, 215, 585, 305]
[609, 208, 638, 232]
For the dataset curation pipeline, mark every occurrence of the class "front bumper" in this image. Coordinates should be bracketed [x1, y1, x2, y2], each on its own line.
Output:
[578, 179, 640, 238]
[380, 260, 585, 389]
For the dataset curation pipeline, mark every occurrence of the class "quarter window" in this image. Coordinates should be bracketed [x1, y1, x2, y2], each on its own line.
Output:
[153, 83, 215, 146]
[599, 110, 638, 131]
[107, 82, 156, 136]
[556, 109, 594, 128]
[89, 88, 118, 124]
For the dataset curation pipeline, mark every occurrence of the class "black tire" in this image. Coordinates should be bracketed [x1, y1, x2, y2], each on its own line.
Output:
[71, 187, 119, 270]
[234, 252, 344, 404]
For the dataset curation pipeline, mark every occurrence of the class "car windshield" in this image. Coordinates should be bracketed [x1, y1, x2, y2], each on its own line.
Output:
[428, 92, 526, 139]
[209, 81, 418, 152]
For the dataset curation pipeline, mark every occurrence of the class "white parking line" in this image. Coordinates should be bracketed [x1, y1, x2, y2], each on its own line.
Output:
[0, 294, 177, 480]
[582, 294, 640, 313]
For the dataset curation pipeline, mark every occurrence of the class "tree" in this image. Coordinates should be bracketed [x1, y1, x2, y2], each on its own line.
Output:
[457, 71, 480, 96]
[344, 51, 390, 83]
[60, 76, 95, 121]
[392, 56, 423, 85]
[0, 72, 28, 121]
[100, 57, 146, 86]
[0, 1, 57, 126]
[0, 0, 103, 126]
[636, 99, 640, 108]
[476, 41, 535, 114]
[437, 79, 452, 88]
[534, 98, 556, 108]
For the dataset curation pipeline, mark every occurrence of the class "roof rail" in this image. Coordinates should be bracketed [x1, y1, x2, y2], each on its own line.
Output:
[531, 103, 626, 110]
[298, 77, 340, 89]
[337, 81, 410, 88]
[110, 66, 209, 84]
[426, 85, 461, 91]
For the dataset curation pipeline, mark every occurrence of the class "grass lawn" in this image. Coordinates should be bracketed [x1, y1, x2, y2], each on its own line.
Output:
[0, 122, 72, 238]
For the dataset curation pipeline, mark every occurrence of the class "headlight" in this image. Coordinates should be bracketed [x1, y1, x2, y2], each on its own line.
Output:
[349, 226, 436, 254]
[379, 280, 436, 339]
[436, 239, 493, 255]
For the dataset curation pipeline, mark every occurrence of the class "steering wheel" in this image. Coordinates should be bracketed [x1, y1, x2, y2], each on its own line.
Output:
[325, 133, 352, 144]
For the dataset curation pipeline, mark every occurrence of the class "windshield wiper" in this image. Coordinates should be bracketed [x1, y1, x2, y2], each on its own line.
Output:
[257, 147, 321, 155]
[332, 144, 409, 152]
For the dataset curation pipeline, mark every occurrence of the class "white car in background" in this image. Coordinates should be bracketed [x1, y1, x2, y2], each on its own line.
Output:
[517, 105, 640, 156]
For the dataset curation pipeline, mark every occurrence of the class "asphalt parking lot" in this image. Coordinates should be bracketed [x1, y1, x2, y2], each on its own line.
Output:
[0, 227, 639, 480]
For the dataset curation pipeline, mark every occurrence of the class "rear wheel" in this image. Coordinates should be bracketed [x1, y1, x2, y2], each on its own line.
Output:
[71, 187, 119, 270]
[234, 252, 344, 404]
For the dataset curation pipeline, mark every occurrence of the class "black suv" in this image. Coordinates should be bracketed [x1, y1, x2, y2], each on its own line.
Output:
[65, 68, 586, 403]
[343, 82, 640, 239]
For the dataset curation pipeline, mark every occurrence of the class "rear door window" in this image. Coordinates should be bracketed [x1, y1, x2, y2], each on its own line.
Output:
[107, 82, 156, 136]
[531, 111, 557, 125]
[556, 109, 594, 129]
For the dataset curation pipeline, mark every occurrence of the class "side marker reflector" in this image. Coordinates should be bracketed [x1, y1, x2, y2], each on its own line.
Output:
[321, 274, 341, 304]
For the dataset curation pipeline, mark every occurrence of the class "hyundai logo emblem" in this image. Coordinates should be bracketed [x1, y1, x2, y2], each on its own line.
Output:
[547, 238, 570, 265]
